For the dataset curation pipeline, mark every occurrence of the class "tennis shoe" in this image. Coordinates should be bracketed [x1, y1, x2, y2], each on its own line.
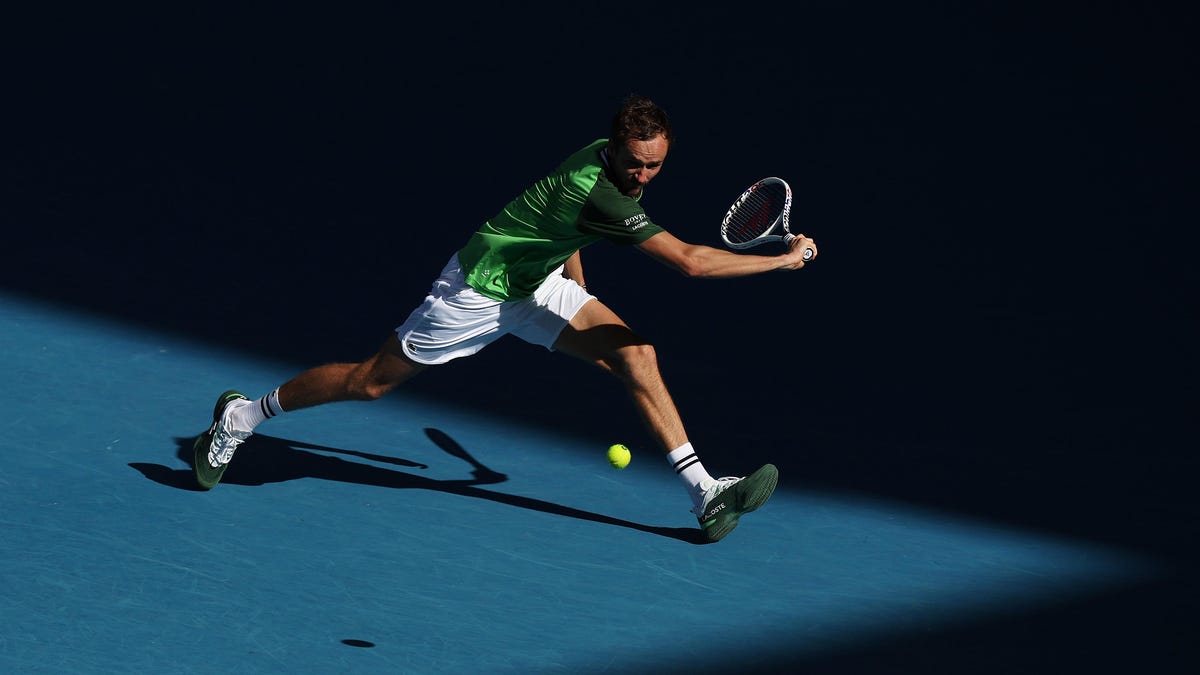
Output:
[691, 463, 779, 543]
[192, 390, 251, 490]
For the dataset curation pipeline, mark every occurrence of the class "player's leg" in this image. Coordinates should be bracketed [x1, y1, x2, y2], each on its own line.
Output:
[550, 298, 688, 453]
[276, 333, 426, 411]
[550, 299, 723, 503]
[194, 253, 504, 490]
[193, 334, 426, 490]
[551, 298, 778, 543]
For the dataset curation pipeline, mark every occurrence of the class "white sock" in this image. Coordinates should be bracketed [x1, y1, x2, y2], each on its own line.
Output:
[666, 442, 714, 510]
[229, 388, 285, 433]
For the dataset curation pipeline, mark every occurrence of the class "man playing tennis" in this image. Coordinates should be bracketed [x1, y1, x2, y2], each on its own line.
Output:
[194, 94, 817, 543]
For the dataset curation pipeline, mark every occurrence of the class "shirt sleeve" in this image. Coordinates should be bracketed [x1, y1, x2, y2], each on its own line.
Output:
[575, 171, 665, 245]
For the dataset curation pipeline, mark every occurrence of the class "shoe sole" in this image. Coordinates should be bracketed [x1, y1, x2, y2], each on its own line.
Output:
[699, 463, 779, 543]
[192, 390, 248, 490]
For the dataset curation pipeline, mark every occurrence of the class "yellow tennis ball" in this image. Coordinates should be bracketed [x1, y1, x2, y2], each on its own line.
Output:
[607, 443, 631, 469]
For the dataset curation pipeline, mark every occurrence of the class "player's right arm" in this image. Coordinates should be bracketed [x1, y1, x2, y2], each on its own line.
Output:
[636, 231, 815, 277]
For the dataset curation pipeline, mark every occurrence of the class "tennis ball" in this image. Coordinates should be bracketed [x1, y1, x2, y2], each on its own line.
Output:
[607, 443, 631, 469]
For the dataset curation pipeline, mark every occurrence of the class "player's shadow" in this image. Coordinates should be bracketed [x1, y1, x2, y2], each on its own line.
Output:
[129, 427, 708, 544]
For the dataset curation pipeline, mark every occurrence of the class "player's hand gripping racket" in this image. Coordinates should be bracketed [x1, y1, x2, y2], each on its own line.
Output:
[720, 177, 814, 260]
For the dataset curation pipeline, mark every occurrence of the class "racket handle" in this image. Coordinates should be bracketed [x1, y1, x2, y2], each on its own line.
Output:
[783, 233, 815, 261]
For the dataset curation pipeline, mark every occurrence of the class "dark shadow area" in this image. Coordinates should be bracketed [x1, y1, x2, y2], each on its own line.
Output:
[9, 1, 1198, 671]
[664, 573, 1199, 675]
[128, 429, 707, 545]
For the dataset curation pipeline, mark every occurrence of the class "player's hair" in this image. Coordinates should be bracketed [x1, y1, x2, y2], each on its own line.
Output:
[610, 94, 674, 147]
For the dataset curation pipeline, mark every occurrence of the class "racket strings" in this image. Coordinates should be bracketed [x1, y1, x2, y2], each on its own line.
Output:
[725, 184, 786, 243]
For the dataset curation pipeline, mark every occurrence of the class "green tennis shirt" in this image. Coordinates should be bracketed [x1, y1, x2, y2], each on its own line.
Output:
[457, 138, 665, 301]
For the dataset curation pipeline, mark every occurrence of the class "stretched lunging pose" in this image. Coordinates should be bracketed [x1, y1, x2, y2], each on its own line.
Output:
[194, 94, 817, 543]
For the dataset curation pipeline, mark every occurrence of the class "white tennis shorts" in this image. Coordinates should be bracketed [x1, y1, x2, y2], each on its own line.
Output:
[394, 253, 595, 365]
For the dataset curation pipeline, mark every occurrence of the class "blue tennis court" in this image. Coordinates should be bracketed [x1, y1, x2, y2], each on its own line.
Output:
[0, 292, 1171, 672]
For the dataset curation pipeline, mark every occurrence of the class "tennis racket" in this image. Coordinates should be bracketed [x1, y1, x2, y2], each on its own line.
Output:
[720, 177, 814, 260]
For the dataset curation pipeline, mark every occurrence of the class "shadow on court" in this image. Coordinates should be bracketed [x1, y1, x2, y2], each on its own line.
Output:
[129, 427, 708, 545]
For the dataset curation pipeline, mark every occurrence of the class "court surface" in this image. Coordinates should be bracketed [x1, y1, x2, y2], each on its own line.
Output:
[0, 292, 1163, 673]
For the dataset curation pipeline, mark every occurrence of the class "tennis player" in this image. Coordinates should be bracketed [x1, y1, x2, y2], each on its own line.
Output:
[194, 94, 817, 543]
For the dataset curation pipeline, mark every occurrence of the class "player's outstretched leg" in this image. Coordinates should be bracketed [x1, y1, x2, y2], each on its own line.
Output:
[192, 390, 252, 490]
[692, 464, 779, 543]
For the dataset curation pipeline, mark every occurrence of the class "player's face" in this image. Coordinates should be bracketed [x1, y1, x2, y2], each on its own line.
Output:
[609, 134, 669, 197]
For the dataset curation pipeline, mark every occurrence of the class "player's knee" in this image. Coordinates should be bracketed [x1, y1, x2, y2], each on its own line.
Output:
[612, 342, 660, 382]
[356, 381, 393, 401]
[345, 368, 394, 401]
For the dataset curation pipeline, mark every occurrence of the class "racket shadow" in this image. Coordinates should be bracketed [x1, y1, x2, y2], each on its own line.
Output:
[129, 428, 707, 545]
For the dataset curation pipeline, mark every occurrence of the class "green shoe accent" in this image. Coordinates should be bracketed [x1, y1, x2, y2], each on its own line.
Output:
[697, 464, 779, 543]
[192, 390, 248, 490]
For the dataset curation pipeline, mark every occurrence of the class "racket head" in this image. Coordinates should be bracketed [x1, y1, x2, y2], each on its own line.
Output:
[720, 177, 793, 249]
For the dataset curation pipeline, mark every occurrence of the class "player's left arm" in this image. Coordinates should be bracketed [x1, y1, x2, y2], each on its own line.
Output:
[562, 250, 587, 290]
[637, 231, 814, 278]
